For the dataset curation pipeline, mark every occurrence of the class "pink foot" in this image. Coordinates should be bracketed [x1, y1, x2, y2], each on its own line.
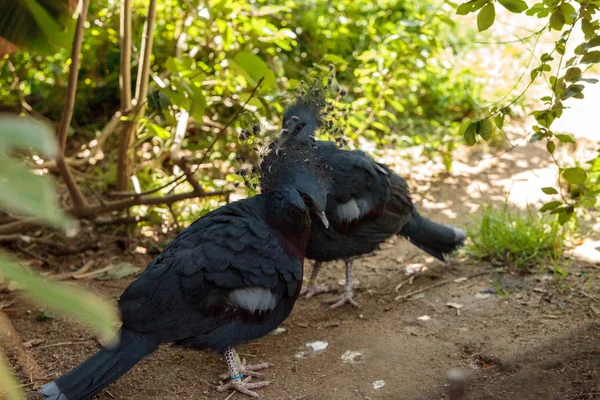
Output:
[216, 377, 272, 398]
[325, 290, 360, 310]
[300, 283, 330, 299]
[219, 362, 273, 381]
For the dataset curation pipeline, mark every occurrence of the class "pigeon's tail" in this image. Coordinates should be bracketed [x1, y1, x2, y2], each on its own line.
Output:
[39, 329, 158, 400]
[399, 208, 466, 262]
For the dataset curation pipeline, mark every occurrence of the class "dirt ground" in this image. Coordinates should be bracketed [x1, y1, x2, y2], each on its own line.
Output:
[1, 136, 599, 400]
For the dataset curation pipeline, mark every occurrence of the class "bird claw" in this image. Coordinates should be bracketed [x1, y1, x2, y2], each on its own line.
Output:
[300, 284, 330, 299]
[325, 291, 360, 310]
[217, 377, 272, 399]
[219, 362, 273, 381]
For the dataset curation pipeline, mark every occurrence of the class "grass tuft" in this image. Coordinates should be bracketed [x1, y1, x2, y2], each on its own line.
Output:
[466, 205, 571, 271]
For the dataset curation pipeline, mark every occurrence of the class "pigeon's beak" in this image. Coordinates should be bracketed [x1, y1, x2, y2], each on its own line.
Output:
[316, 211, 329, 229]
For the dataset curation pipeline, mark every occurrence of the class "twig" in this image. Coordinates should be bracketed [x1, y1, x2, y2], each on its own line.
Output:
[68, 189, 231, 218]
[55, 157, 87, 209]
[224, 391, 236, 400]
[394, 275, 414, 292]
[57, 0, 90, 150]
[15, 244, 52, 267]
[48, 260, 95, 281]
[394, 271, 490, 301]
[0, 219, 39, 235]
[0, 190, 230, 235]
[37, 339, 94, 350]
[580, 290, 598, 302]
[116, 0, 157, 190]
[120, 0, 132, 111]
[95, 215, 151, 226]
[395, 279, 452, 301]
[72, 265, 114, 279]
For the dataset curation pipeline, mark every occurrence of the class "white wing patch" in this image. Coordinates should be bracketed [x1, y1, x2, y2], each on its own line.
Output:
[336, 199, 361, 222]
[229, 287, 277, 313]
[336, 198, 373, 222]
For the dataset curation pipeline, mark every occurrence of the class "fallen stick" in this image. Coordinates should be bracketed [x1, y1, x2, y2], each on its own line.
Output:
[394, 271, 491, 301]
[37, 339, 94, 350]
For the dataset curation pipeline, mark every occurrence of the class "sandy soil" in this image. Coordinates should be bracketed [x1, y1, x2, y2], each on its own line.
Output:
[1, 135, 599, 400]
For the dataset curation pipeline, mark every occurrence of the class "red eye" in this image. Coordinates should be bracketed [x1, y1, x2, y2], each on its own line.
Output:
[301, 193, 311, 204]
[293, 123, 306, 135]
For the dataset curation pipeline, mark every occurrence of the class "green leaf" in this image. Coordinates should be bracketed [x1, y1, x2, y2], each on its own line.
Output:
[498, 0, 528, 13]
[585, 36, 600, 50]
[0, 352, 23, 400]
[477, 3, 495, 32]
[558, 3, 576, 24]
[476, 118, 494, 140]
[494, 113, 505, 129]
[464, 122, 477, 145]
[546, 140, 555, 154]
[0, 251, 119, 342]
[555, 134, 575, 143]
[24, 0, 75, 49]
[147, 123, 171, 140]
[233, 51, 277, 93]
[322, 54, 348, 64]
[542, 187, 559, 194]
[564, 67, 582, 82]
[557, 206, 574, 225]
[458, 119, 472, 136]
[549, 10, 565, 31]
[581, 51, 600, 64]
[0, 0, 75, 54]
[456, 0, 488, 15]
[540, 201, 562, 211]
[562, 167, 587, 184]
[0, 114, 58, 157]
[0, 156, 71, 229]
[582, 18, 595, 40]
[562, 84, 585, 100]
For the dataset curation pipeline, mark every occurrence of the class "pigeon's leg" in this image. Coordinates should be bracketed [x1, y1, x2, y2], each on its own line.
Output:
[300, 261, 330, 299]
[216, 347, 272, 398]
[325, 258, 360, 310]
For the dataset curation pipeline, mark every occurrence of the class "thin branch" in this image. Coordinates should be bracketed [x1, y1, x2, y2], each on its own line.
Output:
[0, 220, 39, 235]
[57, 0, 90, 151]
[0, 191, 230, 235]
[394, 271, 490, 301]
[52, 0, 91, 210]
[68, 189, 230, 218]
[120, 0, 132, 111]
[116, 0, 157, 191]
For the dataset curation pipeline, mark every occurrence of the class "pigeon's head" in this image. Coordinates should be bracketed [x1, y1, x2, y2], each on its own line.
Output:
[260, 130, 331, 228]
[282, 97, 324, 140]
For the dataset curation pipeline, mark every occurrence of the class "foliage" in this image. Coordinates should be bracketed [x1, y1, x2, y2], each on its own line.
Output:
[456, 0, 600, 225]
[466, 204, 570, 270]
[0, 114, 118, 399]
[0, 0, 76, 55]
[0, 0, 481, 204]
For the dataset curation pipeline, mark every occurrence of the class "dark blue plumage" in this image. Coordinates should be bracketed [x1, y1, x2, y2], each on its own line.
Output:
[283, 99, 466, 307]
[40, 125, 331, 399]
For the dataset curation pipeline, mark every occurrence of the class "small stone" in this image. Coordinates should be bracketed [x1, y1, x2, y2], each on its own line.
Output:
[341, 350, 363, 364]
[372, 380, 385, 389]
[306, 341, 328, 352]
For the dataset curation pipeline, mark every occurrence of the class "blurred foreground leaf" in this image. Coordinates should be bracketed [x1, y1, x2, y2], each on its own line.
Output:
[0, 251, 119, 342]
